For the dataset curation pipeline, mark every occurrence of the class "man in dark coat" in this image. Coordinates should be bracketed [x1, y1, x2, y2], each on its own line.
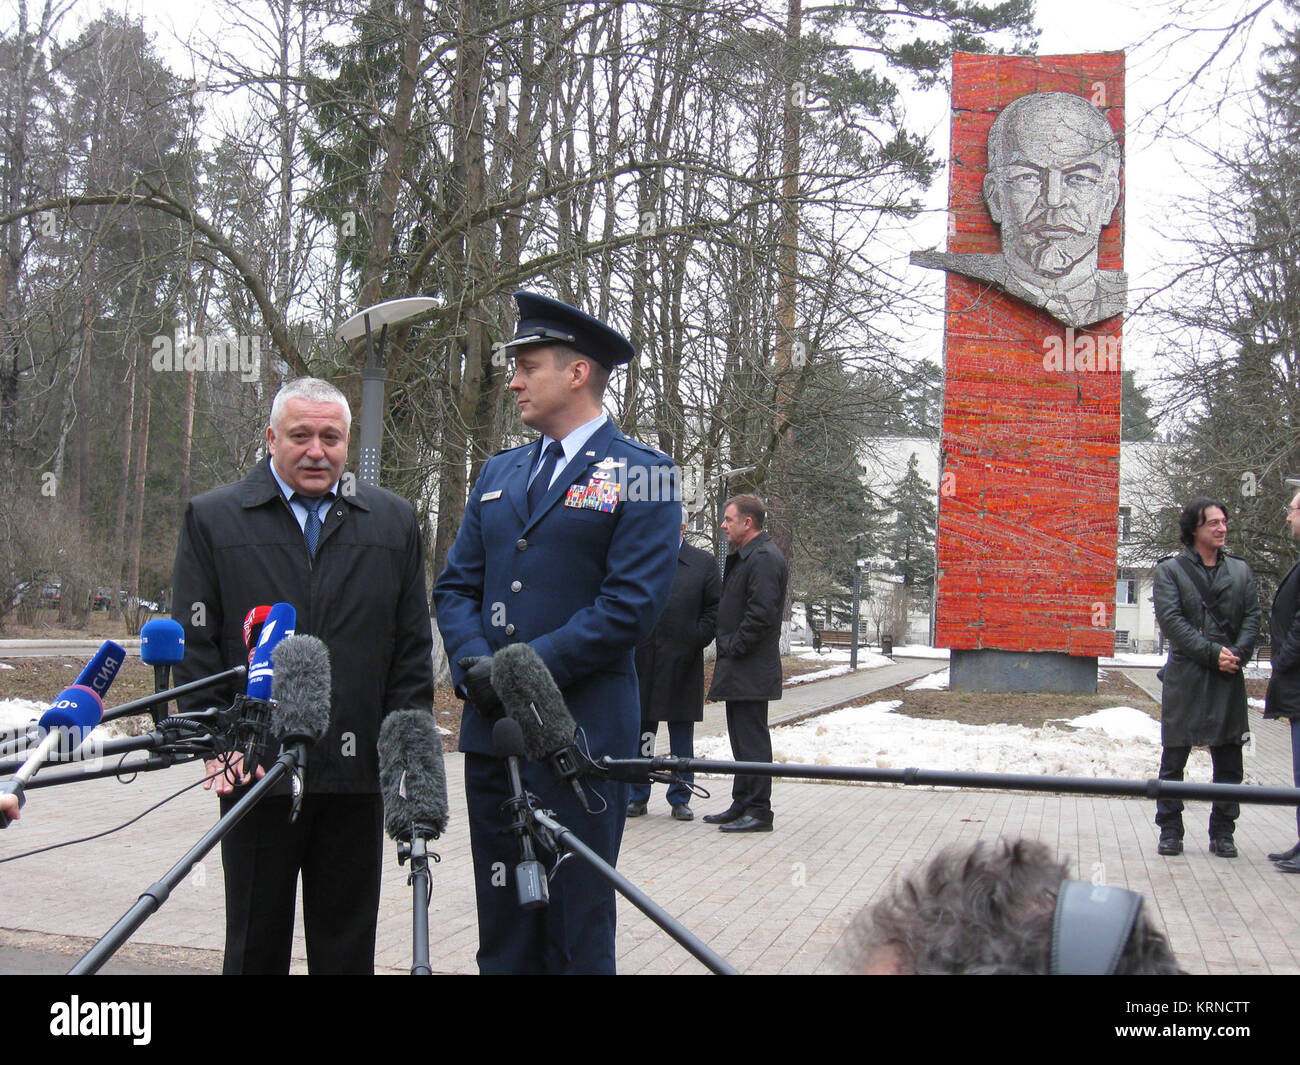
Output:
[171, 377, 435, 973]
[1152, 496, 1260, 859]
[434, 291, 679, 973]
[627, 514, 721, 821]
[703, 494, 788, 833]
[1265, 490, 1300, 870]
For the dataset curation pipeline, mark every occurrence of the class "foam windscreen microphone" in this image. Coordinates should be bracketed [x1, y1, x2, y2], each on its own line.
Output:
[139, 620, 185, 667]
[378, 710, 449, 841]
[270, 635, 331, 747]
[140, 619, 185, 700]
[73, 641, 127, 702]
[491, 643, 592, 811]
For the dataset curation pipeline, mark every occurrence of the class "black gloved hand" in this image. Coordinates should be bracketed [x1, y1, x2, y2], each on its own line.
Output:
[458, 655, 504, 720]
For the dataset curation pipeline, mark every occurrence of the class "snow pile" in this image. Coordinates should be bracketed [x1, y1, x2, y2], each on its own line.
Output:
[905, 669, 948, 692]
[695, 699, 1225, 783]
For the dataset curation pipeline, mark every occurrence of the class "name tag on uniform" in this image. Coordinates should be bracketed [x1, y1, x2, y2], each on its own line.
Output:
[481, 490, 503, 502]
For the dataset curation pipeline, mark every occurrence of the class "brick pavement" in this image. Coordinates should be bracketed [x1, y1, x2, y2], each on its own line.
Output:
[2, 657, 1299, 975]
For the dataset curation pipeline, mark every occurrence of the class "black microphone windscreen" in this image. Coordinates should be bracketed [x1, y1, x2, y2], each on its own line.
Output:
[492, 716, 527, 759]
[270, 635, 331, 743]
[490, 643, 576, 760]
[378, 709, 448, 840]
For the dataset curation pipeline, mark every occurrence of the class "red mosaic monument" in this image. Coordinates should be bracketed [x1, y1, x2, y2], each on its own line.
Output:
[913, 52, 1125, 692]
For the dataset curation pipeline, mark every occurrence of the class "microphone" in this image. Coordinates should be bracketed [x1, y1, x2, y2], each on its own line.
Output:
[2, 685, 104, 827]
[269, 634, 330, 820]
[378, 710, 449, 842]
[140, 619, 185, 708]
[238, 602, 296, 771]
[491, 643, 592, 812]
[492, 716, 548, 910]
[242, 604, 272, 663]
[247, 602, 296, 701]
[73, 640, 127, 702]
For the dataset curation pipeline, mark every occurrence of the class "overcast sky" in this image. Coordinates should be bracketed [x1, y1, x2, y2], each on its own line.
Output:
[76, 0, 1289, 387]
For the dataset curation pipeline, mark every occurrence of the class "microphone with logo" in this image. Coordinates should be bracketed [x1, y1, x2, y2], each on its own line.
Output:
[69, 633, 332, 975]
[228, 601, 296, 780]
[379, 709, 448, 975]
[490, 643, 594, 812]
[1, 641, 125, 827]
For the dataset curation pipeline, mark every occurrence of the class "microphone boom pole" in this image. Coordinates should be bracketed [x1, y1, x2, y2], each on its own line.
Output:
[598, 756, 1300, 807]
[68, 738, 309, 975]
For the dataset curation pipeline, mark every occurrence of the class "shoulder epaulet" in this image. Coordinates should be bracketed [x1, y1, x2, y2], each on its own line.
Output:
[492, 441, 533, 457]
[614, 431, 669, 461]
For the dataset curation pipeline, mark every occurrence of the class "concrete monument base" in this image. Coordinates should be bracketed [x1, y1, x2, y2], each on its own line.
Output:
[949, 648, 1098, 694]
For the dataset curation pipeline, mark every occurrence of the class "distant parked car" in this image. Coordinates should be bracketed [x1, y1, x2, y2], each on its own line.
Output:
[40, 584, 61, 607]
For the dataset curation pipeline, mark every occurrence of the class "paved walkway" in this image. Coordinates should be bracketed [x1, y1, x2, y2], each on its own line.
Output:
[2, 656, 1298, 975]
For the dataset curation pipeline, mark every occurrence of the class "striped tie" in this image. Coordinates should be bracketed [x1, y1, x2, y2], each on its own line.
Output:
[296, 494, 326, 557]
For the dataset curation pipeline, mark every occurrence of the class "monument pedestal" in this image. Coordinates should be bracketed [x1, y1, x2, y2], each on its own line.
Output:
[949, 649, 1098, 694]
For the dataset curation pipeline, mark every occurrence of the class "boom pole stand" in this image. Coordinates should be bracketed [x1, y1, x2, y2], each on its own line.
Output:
[395, 835, 439, 975]
[69, 743, 309, 975]
[512, 786, 739, 976]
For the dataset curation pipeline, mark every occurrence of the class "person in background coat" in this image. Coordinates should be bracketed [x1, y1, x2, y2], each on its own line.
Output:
[703, 494, 787, 833]
[1265, 489, 1300, 871]
[627, 511, 721, 821]
[1152, 496, 1260, 859]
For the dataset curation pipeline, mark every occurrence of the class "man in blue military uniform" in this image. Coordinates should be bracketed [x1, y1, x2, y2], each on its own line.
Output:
[434, 291, 680, 973]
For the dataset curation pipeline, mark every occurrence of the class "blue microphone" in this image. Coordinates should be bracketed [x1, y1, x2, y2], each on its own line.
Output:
[3, 682, 108, 828]
[140, 619, 186, 709]
[247, 602, 297, 701]
[73, 641, 127, 702]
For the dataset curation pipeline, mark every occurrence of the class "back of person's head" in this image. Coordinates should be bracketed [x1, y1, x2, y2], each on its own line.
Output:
[837, 838, 1183, 975]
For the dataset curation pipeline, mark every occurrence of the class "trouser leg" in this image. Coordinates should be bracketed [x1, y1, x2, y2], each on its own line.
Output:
[1208, 743, 1243, 838]
[1155, 745, 1190, 836]
[726, 699, 772, 821]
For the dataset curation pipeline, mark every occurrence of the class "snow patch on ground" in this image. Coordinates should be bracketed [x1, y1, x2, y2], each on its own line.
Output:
[694, 699, 1226, 784]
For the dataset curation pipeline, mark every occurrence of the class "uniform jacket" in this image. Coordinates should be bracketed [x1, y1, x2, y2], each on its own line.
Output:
[1266, 558, 1300, 720]
[434, 420, 680, 759]
[707, 530, 788, 702]
[636, 541, 721, 723]
[1153, 546, 1260, 746]
[171, 459, 436, 792]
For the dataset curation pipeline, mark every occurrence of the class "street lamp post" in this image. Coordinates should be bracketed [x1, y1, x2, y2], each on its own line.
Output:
[851, 559, 865, 670]
[336, 297, 440, 486]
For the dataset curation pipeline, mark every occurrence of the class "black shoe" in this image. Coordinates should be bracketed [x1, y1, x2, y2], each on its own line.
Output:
[1269, 841, 1300, 862]
[702, 805, 744, 824]
[718, 814, 773, 833]
[671, 805, 693, 822]
[1209, 836, 1238, 858]
[626, 801, 647, 817]
[1276, 855, 1300, 873]
[1157, 833, 1183, 856]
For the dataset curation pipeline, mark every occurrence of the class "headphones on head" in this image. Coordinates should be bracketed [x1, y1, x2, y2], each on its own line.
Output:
[1051, 879, 1144, 975]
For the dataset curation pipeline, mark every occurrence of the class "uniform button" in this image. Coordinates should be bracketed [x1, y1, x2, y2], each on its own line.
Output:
[505, 624, 516, 635]
[516, 538, 528, 551]
[510, 580, 522, 593]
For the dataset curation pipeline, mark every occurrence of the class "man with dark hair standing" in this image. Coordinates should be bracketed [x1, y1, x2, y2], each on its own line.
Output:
[703, 494, 787, 833]
[1152, 497, 1260, 859]
[628, 508, 721, 821]
[1265, 489, 1300, 870]
[435, 291, 679, 973]
[171, 377, 435, 974]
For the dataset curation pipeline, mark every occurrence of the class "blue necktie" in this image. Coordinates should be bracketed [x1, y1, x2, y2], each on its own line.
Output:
[295, 494, 327, 557]
[527, 441, 565, 515]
